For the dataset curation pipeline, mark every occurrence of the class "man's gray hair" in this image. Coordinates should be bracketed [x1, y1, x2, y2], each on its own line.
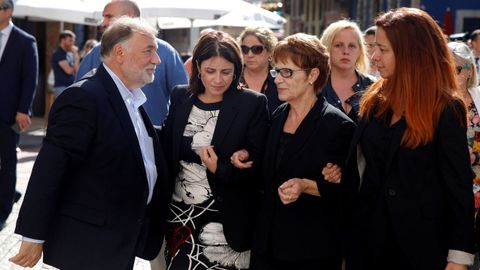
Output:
[100, 16, 157, 59]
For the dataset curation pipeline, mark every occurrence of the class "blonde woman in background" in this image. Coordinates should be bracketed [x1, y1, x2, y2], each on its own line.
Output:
[448, 41, 480, 270]
[320, 19, 375, 123]
[238, 26, 282, 114]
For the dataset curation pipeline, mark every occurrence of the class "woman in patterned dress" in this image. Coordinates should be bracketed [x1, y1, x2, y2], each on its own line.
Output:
[162, 30, 269, 270]
[448, 41, 480, 269]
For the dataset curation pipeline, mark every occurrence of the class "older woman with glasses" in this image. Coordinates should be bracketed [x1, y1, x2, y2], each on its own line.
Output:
[238, 26, 282, 114]
[448, 41, 480, 268]
[231, 33, 355, 270]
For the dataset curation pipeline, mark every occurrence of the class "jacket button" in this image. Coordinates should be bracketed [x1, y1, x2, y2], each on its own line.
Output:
[388, 189, 396, 196]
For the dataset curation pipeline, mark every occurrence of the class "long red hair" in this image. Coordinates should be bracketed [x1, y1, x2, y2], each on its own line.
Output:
[360, 8, 461, 148]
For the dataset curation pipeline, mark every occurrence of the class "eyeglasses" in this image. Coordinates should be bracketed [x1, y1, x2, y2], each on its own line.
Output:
[270, 68, 310, 78]
[241, 45, 264, 55]
[0, 6, 10, 10]
[456, 63, 471, 74]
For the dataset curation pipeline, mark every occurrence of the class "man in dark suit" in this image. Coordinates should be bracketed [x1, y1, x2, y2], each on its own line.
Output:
[10, 17, 169, 270]
[0, 0, 38, 230]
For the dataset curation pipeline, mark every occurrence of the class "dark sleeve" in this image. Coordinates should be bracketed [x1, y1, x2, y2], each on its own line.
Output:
[316, 117, 356, 200]
[18, 35, 38, 114]
[437, 101, 475, 253]
[213, 94, 269, 186]
[15, 88, 97, 239]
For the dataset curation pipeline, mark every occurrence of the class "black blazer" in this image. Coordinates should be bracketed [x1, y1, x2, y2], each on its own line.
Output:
[344, 100, 475, 270]
[252, 97, 355, 261]
[162, 85, 269, 252]
[0, 25, 38, 124]
[15, 64, 170, 270]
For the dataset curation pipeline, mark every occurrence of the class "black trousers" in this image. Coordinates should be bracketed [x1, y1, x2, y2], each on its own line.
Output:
[250, 250, 342, 270]
[0, 124, 18, 222]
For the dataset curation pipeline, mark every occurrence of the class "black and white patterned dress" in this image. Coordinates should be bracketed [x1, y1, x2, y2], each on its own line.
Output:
[165, 99, 250, 270]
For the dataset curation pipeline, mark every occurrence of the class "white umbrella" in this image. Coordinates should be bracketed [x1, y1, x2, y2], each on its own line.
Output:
[13, 0, 107, 25]
[139, 0, 231, 20]
[158, 1, 286, 29]
[13, 0, 232, 25]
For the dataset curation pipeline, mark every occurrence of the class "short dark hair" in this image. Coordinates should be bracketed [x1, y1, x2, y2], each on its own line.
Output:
[190, 31, 243, 94]
[471, 29, 480, 42]
[59, 30, 76, 42]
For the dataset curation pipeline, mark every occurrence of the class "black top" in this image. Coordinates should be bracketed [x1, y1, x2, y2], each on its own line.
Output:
[361, 111, 404, 194]
[52, 47, 75, 87]
[240, 69, 282, 115]
[179, 99, 221, 164]
[275, 132, 294, 173]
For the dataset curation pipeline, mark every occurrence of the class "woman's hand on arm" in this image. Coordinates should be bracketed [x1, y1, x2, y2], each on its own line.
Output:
[199, 146, 218, 173]
[445, 262, 467, 270]
[278, 178, 320, 205]
[322, 163, 342, 184]
[230, 149, 252, 169]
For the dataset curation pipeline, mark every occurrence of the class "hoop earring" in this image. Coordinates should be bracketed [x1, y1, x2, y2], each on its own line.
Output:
[233, 74, 236, 80]
[197, 73, 201, 79]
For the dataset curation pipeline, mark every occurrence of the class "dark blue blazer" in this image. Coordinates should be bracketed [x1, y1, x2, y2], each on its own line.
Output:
[0, 25, 38, 125]
[15, 64, 170, 270]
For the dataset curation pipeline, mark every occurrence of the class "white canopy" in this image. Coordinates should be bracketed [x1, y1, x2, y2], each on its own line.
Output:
[13, 0, 233, 25]
[158, 1, 286, 29]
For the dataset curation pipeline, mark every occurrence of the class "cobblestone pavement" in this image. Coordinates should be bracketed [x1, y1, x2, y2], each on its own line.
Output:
[0, 117, 151, 270]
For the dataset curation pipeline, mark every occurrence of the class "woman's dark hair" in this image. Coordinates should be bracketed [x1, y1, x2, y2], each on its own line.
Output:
[189, 31, 243, 94]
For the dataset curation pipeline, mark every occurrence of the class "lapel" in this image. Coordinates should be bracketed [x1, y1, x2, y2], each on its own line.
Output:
[139, 106, 160, 162]
[348, 119, 368, 190]
[0, 26, 17, 65]
[277, 98, 326, 176]
[96, 64, 147, 179]
[211, 87, 238, 148]
[263, 104, 289, 182]
[171, 90, 195, 165]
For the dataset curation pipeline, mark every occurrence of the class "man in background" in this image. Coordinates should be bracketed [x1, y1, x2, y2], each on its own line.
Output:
[0, 0, 38, 231]
[51, 30, 80, 97]
[77, 0, 188, 125]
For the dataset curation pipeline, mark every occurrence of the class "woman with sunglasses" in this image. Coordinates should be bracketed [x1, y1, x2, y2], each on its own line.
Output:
[231, 33, 355, 270]
[448, 41, 480, 269]
[238, 26, 282, 114]
[162, 31, 269, 269]
[320, 19, 375, 123]
[341, 8, 475, 270]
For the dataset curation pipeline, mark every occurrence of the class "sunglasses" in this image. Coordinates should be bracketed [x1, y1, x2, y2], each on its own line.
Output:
[270, 68, 310, 78]
[241, 45, 264, 55]
[456, 63, 471, 74]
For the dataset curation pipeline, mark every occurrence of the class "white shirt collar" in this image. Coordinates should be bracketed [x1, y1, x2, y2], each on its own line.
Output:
[1, 21, 14, 37]
[103, 63, 147, 110]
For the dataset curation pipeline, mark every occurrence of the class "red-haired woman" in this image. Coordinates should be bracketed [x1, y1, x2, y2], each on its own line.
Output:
[343, 8, 475, 270]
